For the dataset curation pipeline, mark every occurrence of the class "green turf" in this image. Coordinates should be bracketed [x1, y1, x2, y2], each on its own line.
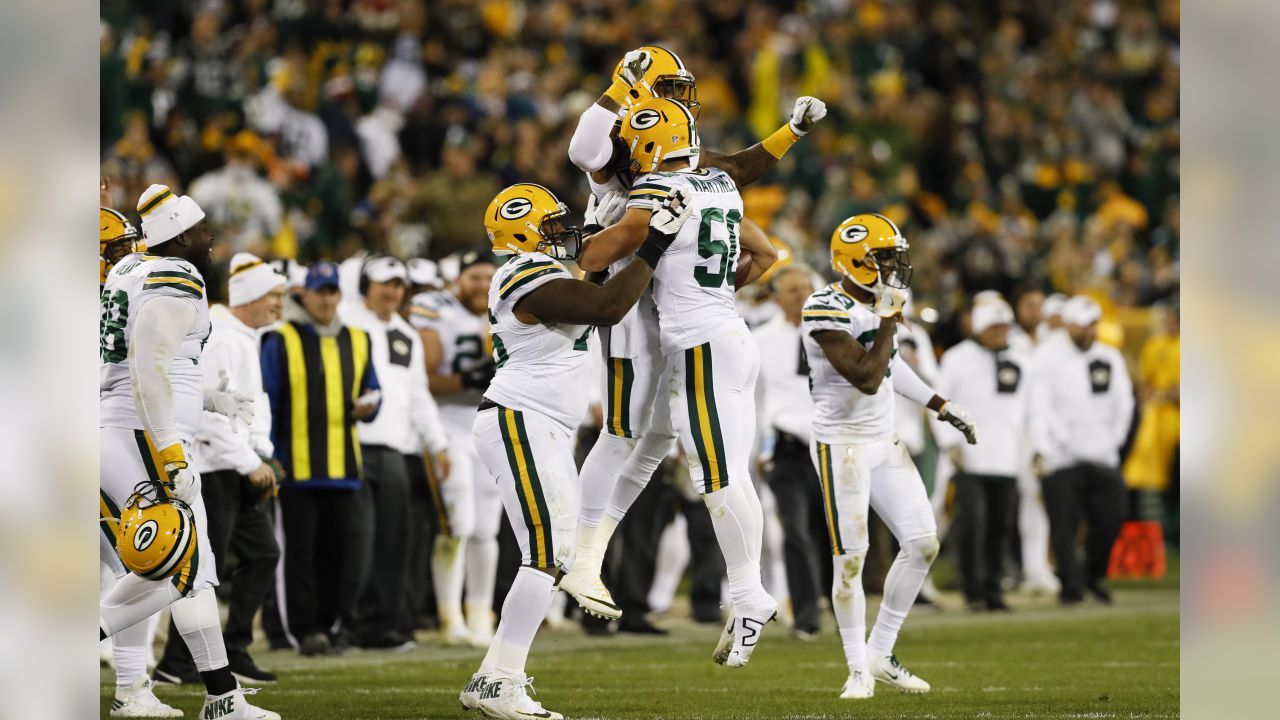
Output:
[100, 586, 1178, 719]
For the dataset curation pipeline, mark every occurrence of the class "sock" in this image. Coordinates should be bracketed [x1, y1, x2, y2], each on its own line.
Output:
[867, 534, 938, 658]
[703, 482, 764, 605]
[432, 534, 467, 626]
[171, 588, 229, 673]
[578, 432, 638, 528]
[464, 536, 498, 611]
[112, 615, 151, 688]
[481, 567, 555, 676]
[606, 432, 676, 522]
[200, 668, 236, 696]
[100, 573, 183, 638]
[831, 552, 869, 672]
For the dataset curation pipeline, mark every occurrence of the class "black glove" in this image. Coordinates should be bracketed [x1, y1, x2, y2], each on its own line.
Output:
[635, 189, 693, 269]
[461, 361, 497, 392]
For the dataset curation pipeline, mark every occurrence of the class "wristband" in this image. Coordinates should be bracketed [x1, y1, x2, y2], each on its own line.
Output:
[635, 230, 669, 269]
[762, 124, 802, 159]
[158, 442, 188, 469]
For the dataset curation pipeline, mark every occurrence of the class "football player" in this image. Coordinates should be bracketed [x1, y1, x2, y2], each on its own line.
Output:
[408, 250, 504, 647]
[801, 213, 978, 699]
[560, 45, 826, 621]
[573, 99, 780, 667]
[99, 184, 279, 719]
[459, 183, 692, 720]
[101, 207, 143, 288]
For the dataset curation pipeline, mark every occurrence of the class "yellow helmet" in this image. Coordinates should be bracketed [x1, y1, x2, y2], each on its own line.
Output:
[110, 484, 197, 581]
[613, 45, 698, 113]
[484, 183, 582, 260]
[101, 207, 143, 284]
[618, 97, 700, 176]
[830, 213, 912, 291]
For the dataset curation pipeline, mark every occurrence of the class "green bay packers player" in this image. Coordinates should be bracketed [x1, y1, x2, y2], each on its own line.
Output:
[802, 214, 978, 699]
[101, 207, 143, 288]
[459, 183, 692, 720]
[561, 46, 825, 621]
[100, 184, 279, 719]
[408, 250, 503, 647]
[571, 98, 780, 667]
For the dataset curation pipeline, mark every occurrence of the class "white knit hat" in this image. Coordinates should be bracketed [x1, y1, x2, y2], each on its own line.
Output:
[229, 252, 286, 306]
[136, 184, 206, 247]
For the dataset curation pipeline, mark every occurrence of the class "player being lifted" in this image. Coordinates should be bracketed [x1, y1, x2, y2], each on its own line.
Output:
[408, 250, 503, 647]
[802, 214, 978, 699]
[560, 45, 826, 626]
[99, 185, 279, 719]
[459, 183, 693, 720]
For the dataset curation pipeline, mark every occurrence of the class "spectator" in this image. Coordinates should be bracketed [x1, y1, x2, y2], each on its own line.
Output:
[188, 130, 283, 255]
[261, 262, 381, 656]
[1028, 296, 1134, 604]
[154, 252, 286, 684]
[414, 139, 500, 258]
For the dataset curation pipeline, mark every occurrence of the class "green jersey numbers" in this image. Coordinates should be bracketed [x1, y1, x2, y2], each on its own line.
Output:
[694, 208, 742, 288]
[100, 289, 130, 363]
[573, 326, 594, 352]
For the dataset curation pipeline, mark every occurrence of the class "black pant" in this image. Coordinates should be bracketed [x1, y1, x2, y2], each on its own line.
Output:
[682, 494, 727, 621]
[953, 473, 1016, 603]
[609, 468, 682, 620]
[278, 485, 356, 640]
[402, 453, 436, 635]
[157, 470, 280, 671]
[352, 445, 411, 642]
[766, 432, 827, 633]
[1042, 463, 1127, 599]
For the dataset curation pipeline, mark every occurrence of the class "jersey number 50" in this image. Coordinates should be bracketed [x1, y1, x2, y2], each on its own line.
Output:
[694, 208, 742, 289]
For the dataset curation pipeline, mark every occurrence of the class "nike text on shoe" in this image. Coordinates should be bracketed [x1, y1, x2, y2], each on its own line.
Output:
[460, 671, 491, 710]
[839, 670, 875, 700]
[870, 654, 931, 694]
[555, 571, 622, 620]
[199, 684, 281, 719]
[475, 673, 563, 720]
[110, 677, 183, 718]
[723, 594, 779, 668]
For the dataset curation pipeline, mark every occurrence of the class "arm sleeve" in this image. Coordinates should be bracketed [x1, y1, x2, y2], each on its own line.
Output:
[409, 335, 448, 454]
[199, 340, 263, 475]
[1026, 354, 1058, 458]
[1112, 353, 1136, 450]
[129, 295, 199, 455]
[568, 103, 621, 173]
[891, 353, 938, 407]
[360, 341, 382, 421]
[929, 352, 962, 450]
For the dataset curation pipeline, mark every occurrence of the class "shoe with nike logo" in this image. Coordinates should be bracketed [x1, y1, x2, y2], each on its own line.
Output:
[474, 673, 562, 720]
[870, 654, 931, 694]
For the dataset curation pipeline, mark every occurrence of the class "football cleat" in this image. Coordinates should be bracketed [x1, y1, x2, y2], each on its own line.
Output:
[109, 677, 183, 718]
[711, 612, 735, 665]
[555, 570, 622, 620]
[198, 684, 280, 719]
[460, 671, 491, 711]
[723, 593, 778, 668]
[474, 673, 562, 720]
[839, 670, 875, 700]
[870, 654, 931, 694]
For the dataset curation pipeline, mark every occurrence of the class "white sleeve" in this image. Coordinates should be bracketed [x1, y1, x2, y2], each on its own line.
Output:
[1111, 352, 1136, 452]
[568, 103, 620, 173]
[930, 352, 962, 450]
[410, 334, 448, 454]
[130, 295, 198, 454]
[1026, 354, 1059, 458]
[891, 353, 937, 408]
[911, 326, 939, 385]
[198, 341, 263, 475]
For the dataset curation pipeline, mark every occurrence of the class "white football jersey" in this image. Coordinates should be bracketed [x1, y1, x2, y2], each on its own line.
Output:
[587, 172, 659, 359]
[626, 167, 747, 355]
[484, 252, 594, 432]
[801, 283, 899, 445]
[100, 254, 211, 437]
[409, 289, 490, 427]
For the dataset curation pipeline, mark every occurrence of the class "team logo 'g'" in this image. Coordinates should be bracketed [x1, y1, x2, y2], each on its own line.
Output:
[629, 108, 662, 130]
[499, 198, 533, 220]
[840, 225, 869, 243]
[133, 519, 158, 551]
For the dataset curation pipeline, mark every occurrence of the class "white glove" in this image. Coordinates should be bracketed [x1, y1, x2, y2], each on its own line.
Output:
[789, 96, 828, 135]
[204, 376, 255, 433]
[166, 465, 201, 504]
[874, 285, 909, 319]
[938, 401, 979, 445]
[585, 191, 628, 230]
[648, 189, 694, 237]
[619, 49, 652, 86]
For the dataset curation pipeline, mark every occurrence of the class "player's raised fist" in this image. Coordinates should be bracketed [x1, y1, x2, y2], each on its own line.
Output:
[620, 49, 652, 86]
[789, 96, 828, 135]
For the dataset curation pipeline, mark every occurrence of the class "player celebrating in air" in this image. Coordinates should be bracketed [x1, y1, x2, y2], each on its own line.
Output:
[99, 185, 279, 718]
[408, 250, 503, 647]
[560, 45, 826, 624]
[801, 213, 979, 699]
[459, 183, 694, 720]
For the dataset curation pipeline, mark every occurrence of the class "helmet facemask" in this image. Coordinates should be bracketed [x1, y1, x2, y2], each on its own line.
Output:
[866, 246, 913, 289]
[535, 204, 584, 261]
[652, 75, 700, 118]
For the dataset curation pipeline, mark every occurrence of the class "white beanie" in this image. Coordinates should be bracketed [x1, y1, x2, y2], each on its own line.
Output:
[229, 252, 286, 306]
[136, 184, 206, 247]
[1063, 295, 1102, 326]
[972, 300, 1014, 335]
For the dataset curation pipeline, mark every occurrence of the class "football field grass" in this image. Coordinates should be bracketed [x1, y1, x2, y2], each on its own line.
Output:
[100, 585, 1178, 719]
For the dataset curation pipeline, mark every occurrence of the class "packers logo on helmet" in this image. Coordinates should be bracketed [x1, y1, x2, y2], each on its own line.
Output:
[109, 482, 197, 582]
[614, 45, 698, 114]
[484, 184, 583, 260]
[618, 97, 700, 176]
[100, 207, 143, 285]
[829, 213, 912, 291]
